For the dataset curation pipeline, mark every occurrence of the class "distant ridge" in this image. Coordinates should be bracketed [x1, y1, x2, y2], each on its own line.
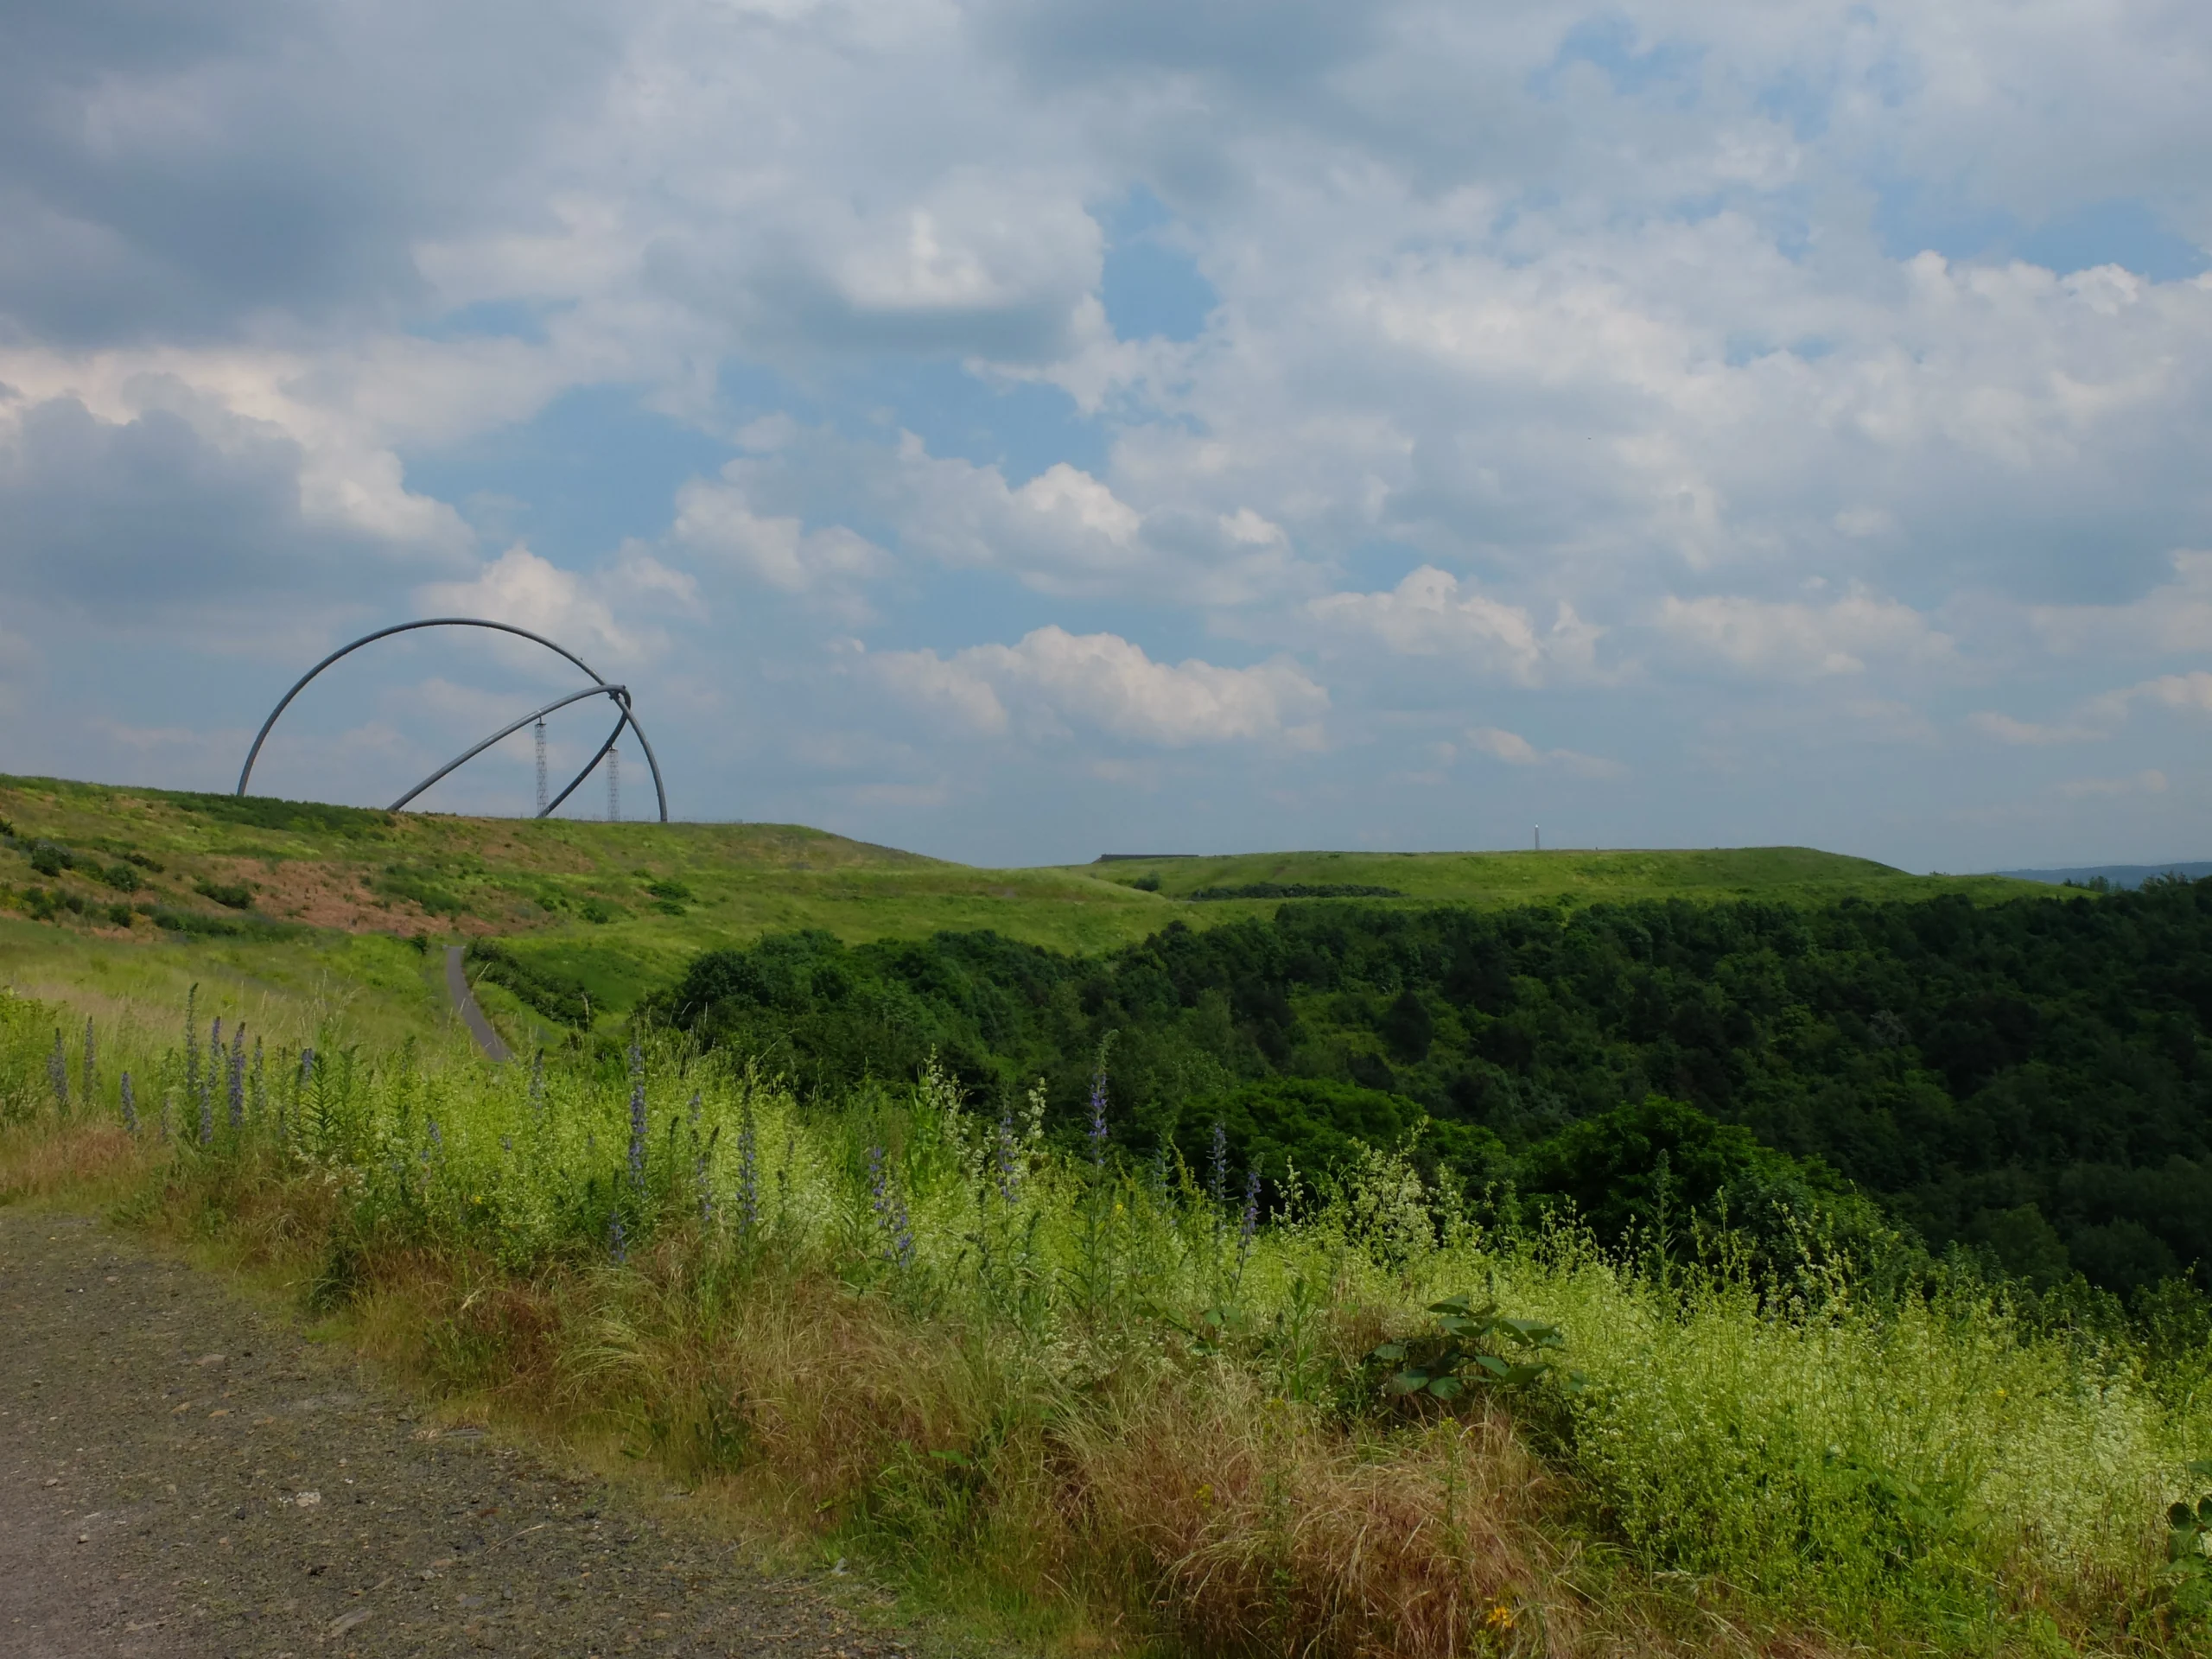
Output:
[1993, 861, 2212, 890]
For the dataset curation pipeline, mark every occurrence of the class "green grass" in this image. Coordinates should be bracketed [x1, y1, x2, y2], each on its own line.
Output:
[4, 988, 2207, 1656]
[1071, 844, 2034, 908]
[3, 770, 2044, 1037]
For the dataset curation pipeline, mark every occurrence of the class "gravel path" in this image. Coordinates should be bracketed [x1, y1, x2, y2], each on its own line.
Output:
[445, 945, 514, 1064]
[0, 1209, 918, 1659]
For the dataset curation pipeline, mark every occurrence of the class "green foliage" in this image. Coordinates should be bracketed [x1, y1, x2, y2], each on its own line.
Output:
[2166, 1466, 2212, 1624]
[193, 877, 255, 910]
[171, 791, 393, 837]
[1518, 1095, 1852, 1250]
[469, 938, 594, 1027]
[5, 988, 2209, 1654]
[1371, 1294, 1584, 1400]
[28, 841, 71, 877]
[579, 898, 617, 924]
[372, 862, 470, 918]
[1187, 882, 1407, 900]
[99, 861, 141, 892]
[644, 877, 693, 902]
[665, 878, 2212, 1297]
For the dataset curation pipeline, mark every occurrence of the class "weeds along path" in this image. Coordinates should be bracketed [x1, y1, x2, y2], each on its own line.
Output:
[0, 1209, 912, 1659]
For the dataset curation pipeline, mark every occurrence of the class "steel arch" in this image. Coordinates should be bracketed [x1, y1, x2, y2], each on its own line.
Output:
[236, 616, 669, 822]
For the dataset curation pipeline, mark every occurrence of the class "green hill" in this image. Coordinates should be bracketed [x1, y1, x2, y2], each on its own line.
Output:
[1, 770, 2036, 1039]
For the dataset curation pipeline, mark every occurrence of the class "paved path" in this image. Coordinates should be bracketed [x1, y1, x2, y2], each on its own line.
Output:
[0, 1209, 912, 1658]
[445, 945, 513, 1063]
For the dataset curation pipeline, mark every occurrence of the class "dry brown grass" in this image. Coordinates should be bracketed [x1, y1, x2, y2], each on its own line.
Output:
[0, 1127, 1863, 1659]
[0, 1122, 147, 1203]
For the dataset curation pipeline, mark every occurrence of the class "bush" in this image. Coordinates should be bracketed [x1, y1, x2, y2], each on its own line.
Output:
[469, 939, 594, 1027]
[193, 878, 254, 910]
[100, 862, 141, 893]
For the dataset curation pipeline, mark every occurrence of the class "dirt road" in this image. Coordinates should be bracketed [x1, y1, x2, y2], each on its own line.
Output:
[0, 1209, 910, 1658]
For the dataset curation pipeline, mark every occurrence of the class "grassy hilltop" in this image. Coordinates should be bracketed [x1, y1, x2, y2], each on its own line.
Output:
[2, 768, 2031, 1038]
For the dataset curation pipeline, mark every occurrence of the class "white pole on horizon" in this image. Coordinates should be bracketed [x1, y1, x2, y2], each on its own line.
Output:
[1535, 824, 1541, 852]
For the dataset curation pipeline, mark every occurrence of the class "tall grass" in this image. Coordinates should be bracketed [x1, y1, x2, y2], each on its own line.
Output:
[3, 982, 2208, 1656]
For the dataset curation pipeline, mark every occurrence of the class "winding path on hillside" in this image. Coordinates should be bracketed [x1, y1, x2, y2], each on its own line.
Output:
[446, 944, 514, 1063]
[0, 1210, 923, 1658]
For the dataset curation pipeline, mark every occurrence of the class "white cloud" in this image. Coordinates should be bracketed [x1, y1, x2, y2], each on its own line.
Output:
[2032, 552, 2212, 658]
[2058, 769, 2169, 799]
[1967, 710, 2107, 746]
[415, 545, 645, 667]
[873, 626, 1328, 747]
[1310, 568, 1599, 683]
[671, 475, 890, 601]
[1654, 591, 1952, 678]
[1464, 726, 1624, 779]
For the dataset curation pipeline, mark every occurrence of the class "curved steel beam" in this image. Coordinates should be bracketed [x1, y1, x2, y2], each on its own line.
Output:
[237, 615, 671, 822]
[541, 704, 631, 819]
[390, 684, 627, 812]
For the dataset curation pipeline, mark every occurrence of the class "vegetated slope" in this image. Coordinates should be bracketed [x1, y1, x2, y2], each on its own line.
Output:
[3, 771, 2036, 1025]
[1077, 845, 2031, 908]
[659, 880, 2212, 1299]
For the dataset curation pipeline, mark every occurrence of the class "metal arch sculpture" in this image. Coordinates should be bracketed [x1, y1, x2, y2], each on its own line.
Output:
[236, 618, 668, 821]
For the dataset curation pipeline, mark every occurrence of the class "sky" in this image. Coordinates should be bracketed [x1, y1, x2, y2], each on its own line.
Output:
[1, 0, 2209, 872]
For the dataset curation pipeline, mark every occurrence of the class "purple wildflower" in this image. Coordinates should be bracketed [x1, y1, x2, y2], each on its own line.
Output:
[227, 1025, 247, 1130]
[993, 1106, 1022, 1205]
[610, 1213, 626, 1264]
[735, 1095, 759, 1235]
[1209, 1122, 1229, 1209]
[200, 1018, 219, 1144]
[868, 1145, 915, 1271]
[1087, 1069, 1109, 1171]
[48, 1029, 68, 1116]
[182, 985, 200, 1107]
[81, 1017, 96, 1105]
[120, 1071, 137, 1135]
[626, 1043, 648, 1190]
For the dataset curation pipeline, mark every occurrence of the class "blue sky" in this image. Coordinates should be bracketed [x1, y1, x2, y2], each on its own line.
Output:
[2, 0, 2209, 871]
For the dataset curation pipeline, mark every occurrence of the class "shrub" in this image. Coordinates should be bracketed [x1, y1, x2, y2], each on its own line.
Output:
[193, 878, 255, 910]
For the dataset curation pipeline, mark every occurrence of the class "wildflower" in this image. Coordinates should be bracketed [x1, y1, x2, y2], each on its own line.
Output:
[200, 1018, 219, 1145]
[1238, 1169, 1261, 1260]
[1087, 1067, 1109, 1171]
[626, 1042, 648, 1190]
[48, 1028, 68, 1116]
[183, 985, 200, 1107]
[1209, 1122, 1229, 1209]
[868, 1145, 916, 1271]
[735, 1093, 759, 1235]
[609, 1213, 626, 1264]
[993, 1105, 1022, 1205]
[80, 1017, 96, 1106]
[120, 1071, 137, 1135]
[227, 1025, 247, 1131]
[1485, 1602, 1516, 1631]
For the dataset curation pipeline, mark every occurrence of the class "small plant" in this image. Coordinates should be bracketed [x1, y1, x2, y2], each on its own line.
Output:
[100, 862, 141, 892]
[580, 898, 617, 924]
[1370, 1295, 1586, 1402]
[2166, 1464, 2212, 1623]
[193, 877, 254, 910]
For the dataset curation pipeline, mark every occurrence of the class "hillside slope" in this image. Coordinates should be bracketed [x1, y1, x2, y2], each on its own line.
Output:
[3, 771, 2039, 1031]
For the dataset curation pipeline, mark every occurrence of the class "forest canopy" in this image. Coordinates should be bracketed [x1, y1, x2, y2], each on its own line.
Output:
[651, 877, 2212, 1296]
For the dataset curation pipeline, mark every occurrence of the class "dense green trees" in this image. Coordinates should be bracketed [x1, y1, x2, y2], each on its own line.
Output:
[661, 877, 2212, 1294]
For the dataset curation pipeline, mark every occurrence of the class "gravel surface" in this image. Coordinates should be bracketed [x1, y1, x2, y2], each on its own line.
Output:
[0, 1208, 920, 1659]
